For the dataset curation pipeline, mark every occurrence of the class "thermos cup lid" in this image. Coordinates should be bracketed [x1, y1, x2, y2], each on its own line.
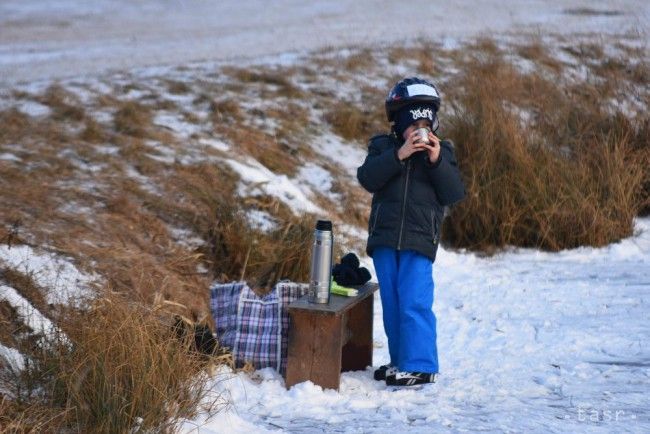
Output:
[316, 220, 332, 231]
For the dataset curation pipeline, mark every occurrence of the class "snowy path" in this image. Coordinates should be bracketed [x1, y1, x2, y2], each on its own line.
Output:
[185, 219, 650, 433]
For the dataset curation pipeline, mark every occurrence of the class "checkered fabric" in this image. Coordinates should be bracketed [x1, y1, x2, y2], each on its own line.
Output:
[209, 280, 308, 375]
[210, 281, 244, 350]
[276, 281, 309, 374]
[235, 285, 282, 370]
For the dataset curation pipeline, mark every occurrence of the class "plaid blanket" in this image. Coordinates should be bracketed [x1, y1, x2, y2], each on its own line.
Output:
[209, 280, 308, 375]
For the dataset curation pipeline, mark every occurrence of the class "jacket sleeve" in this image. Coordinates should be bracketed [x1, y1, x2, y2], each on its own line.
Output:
[357, 136, 403, 193]
[425, 140, 466, 206]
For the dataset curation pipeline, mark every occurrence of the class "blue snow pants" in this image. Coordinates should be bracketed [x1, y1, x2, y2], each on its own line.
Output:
[372, 246, 439, 373]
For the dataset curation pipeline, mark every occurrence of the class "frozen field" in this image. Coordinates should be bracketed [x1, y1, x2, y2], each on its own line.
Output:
[184, 219, 650, 433]
[1, 0, 648, 86]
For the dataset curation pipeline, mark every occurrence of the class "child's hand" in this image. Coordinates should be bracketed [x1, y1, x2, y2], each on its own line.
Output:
[397, 130, 427, 160]
[397, 130, 440, 163]
[425, 131, 441, 163]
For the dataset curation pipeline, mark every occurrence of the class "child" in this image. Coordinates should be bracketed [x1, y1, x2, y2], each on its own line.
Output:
[357, 77, 465, 386]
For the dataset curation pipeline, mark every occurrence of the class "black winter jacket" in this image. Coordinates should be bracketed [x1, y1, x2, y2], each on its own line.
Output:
[357, 133, 465, 262]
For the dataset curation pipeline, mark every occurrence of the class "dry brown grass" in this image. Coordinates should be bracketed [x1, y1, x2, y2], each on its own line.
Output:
[2, 35, 647, 288]
[167, 80, 191, 95]
[79, 117, 107, 143]
[325, 94, 385, 144]
[137, 162, 315, 294]
[114, 101, 153, 138]
[210, 98, 243, 125]
[388, 43, 445, 76]
[441, 41, 648, 251]
[341, 48, 376, 71]
[0, 292, 226, 434]
[0, 109, 31, 143]
[561, 41, 605, 61]
[0, 269, 49, 320]
[216, 121, 302, 177]
[0, 301, 30, 348]
[1, 87, 312, 320]
[40, 84, 86, 122]
[223, 66, 303, 98]
[516, 39, 564, 72]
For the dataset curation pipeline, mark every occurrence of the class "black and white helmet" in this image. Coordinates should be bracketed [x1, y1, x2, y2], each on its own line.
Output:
[385, 77, 441, 122]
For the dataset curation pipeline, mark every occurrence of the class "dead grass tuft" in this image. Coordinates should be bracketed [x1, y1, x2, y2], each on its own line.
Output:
[113, 101, 153, 138]
[388, 43, 444, 76]
[628, 60, 649, 85]
[562, 42, 605, 61]
[325, 93, 385, 143]
[167, 80, 191, 95]
[41, 84, 86, 122]
[0, 268, 50, 319]
[0, 109, 31, 143]
[79, 118, 107, 143]
[0, 292, 225, 433]
[441, 40, 648, 251]
[202, 206, 315, 293]
[210, 99, 243, 125]
[267, 102, 316, 160]
[224, 67, 303, 98]
[138, 161, 314, 294]
[516, 39, 564, 72]
[218, 123, 301, 176]
[342, 49, 376, 71]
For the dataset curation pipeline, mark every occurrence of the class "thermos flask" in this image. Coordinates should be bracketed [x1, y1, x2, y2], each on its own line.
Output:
[308, 220, 333, 304]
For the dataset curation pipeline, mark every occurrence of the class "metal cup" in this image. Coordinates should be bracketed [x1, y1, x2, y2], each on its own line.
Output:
[416, 127, 430, 144]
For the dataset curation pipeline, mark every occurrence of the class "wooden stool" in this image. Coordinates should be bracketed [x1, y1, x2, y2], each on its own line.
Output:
[285, 282, 379, 390]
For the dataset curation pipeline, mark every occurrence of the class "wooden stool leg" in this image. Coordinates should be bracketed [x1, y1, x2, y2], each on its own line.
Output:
[285, 311, 343, 390]
[341, 295, 373, 372]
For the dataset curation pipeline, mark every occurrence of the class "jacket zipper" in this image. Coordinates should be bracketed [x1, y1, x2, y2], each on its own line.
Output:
[371, 203, 381, 234]
[432, 210, 439, 244]
[397, 159, 411, 250]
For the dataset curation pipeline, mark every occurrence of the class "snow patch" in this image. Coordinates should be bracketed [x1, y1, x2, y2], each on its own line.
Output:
[0, 152, 21, 162]
[0, 343, 24, 372]
[14, 100, 51, 117]
[94, 144, 120, 155]
[168, 226, 205, 249]
[0, 244, 98, 305]
[154, 112, 202, 138]
[297, 163, 338, 202]
[312, 133, 367, 179]
[0, 284, 56, 336]
[224, 157, 322, 215]
[125, 165, 162, 195]
[144, 140, 177, 165]
[245, 209, 278, 232]
[199, 138, 230, 152]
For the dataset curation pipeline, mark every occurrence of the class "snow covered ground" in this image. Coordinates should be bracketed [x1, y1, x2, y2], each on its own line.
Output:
[184, 218, 650, 434]
[1, 1, 648, 432]
[1, 0, 648, 86]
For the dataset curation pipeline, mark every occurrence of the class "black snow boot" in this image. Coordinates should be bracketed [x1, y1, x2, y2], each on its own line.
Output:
[385, 371, 437, 386]
[373, 364, 397, 381]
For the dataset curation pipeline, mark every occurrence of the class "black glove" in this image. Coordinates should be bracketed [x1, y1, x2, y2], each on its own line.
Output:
[332, 252, 371, 286]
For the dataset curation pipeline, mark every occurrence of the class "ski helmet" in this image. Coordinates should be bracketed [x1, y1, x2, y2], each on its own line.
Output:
[385, 77, 441, 122]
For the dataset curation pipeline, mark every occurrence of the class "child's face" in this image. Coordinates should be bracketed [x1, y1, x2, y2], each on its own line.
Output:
[402, 119, 431, 140]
